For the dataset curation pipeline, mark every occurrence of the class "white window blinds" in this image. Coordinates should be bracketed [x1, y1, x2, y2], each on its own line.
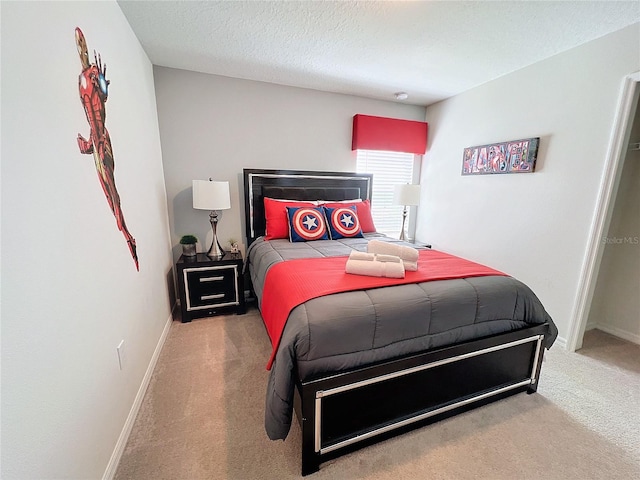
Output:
[356, 150, 417, 237]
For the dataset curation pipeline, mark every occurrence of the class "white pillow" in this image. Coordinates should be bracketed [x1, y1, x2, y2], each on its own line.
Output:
[268, 197, 319, 205]
[316, 198, 362, 205]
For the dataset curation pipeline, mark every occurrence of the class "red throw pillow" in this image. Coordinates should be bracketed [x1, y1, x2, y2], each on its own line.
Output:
[322, 199, 376, 233]
[264, 197, 317, 240]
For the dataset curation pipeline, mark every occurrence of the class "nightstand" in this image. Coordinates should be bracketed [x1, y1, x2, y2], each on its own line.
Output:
[404, 239, 432, 249]
[176, 252, 246, 323]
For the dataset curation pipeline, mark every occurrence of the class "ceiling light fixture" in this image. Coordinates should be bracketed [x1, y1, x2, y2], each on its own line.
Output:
[395, 92, 408, 101]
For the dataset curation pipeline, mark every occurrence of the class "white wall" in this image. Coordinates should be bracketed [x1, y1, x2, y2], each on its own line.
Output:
[587, 96, 640, 343]
[418, 24, 640, 345]
[153, 67, 425, 266]
[1, 2, 173, 478]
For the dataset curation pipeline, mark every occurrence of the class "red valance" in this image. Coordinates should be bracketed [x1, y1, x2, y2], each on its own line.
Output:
[352, 114, 428, 154]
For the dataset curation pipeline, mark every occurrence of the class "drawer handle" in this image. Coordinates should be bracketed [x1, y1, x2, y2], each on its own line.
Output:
[201, 293, 225, 301]
[200, 276, 224, 283]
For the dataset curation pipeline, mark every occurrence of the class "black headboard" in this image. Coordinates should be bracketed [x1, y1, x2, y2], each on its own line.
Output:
[243, 169, 373, 245]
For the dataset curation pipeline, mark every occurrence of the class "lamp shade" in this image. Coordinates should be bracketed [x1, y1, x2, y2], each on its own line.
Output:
[192, 180, 231, 210]
[393, 184, 421, 206]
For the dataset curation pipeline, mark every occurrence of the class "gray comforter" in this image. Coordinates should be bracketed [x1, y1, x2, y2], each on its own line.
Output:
[247, 234, 558, 440]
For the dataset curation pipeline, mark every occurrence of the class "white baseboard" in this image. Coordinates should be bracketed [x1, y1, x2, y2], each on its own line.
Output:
[102, 312, 174, 480]
[553, 335, 567, 350]
[585, 321, 598, 331]
[592, 322, 640, 346]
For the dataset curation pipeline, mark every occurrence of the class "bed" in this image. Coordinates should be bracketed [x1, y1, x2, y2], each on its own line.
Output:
[243, 168, 557, 475]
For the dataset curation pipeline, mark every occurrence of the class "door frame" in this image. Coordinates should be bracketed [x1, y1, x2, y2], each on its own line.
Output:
[566, 72, 640, 352]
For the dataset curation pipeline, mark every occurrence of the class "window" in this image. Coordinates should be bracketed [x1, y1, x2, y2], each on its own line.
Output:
[356, 150, 418, 237]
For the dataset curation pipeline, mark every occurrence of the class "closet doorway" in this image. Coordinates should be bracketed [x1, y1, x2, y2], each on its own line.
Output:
[585, 94, 640, 347]
[568, 72, 640, 352]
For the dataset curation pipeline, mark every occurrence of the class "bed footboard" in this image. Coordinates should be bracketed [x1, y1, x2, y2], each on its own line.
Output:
[294, 324, 549, 475]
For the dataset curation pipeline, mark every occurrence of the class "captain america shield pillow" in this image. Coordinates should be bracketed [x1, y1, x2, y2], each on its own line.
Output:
[286, 206, 330, 242]
[323, 205, 364, 239]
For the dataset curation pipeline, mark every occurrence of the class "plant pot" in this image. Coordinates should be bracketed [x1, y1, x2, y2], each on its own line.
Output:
[182, 243, 196, 257]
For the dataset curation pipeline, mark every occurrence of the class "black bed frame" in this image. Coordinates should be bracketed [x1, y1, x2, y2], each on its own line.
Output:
[243, 168, 551, 475]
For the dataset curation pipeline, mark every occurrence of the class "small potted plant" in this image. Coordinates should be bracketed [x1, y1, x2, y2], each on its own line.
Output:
[228, 238, 240, 255]
[179, 235, 198, 257]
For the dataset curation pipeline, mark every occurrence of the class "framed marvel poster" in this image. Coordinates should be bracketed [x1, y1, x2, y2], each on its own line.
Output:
[462, 137, 539, 175]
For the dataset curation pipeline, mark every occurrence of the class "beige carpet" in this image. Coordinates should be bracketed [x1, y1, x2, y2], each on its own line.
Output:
[114, 310, 640, 479]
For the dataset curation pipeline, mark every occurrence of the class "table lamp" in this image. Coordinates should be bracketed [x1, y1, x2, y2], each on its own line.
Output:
[393, 184, 421, 241]
[193, 179, 231, 259]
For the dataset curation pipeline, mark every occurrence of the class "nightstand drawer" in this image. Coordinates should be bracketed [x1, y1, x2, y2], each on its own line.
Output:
[177, 252, 246, 322]
[183, 265, 239, 311]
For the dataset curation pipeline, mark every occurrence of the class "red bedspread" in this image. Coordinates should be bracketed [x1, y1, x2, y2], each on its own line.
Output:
[261, 249, 507, 369]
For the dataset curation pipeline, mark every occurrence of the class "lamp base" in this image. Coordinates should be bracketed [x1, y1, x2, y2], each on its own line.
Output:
[206, 244, 224, 260]
[399, 207, 408, 241]
[207, 210, 225, 259]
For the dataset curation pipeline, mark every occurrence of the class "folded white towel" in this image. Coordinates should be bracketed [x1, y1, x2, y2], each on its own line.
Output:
[349, 251, 402, 263]
[375, 254, 402, 263]
[345, 259, 405, 278]
[403, 261, 418, 272]
[367, 240, 419, 263]
[349, 251, 375, 261]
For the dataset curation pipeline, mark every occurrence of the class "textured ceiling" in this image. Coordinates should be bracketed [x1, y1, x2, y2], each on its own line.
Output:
[118, 1, 640, 106]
